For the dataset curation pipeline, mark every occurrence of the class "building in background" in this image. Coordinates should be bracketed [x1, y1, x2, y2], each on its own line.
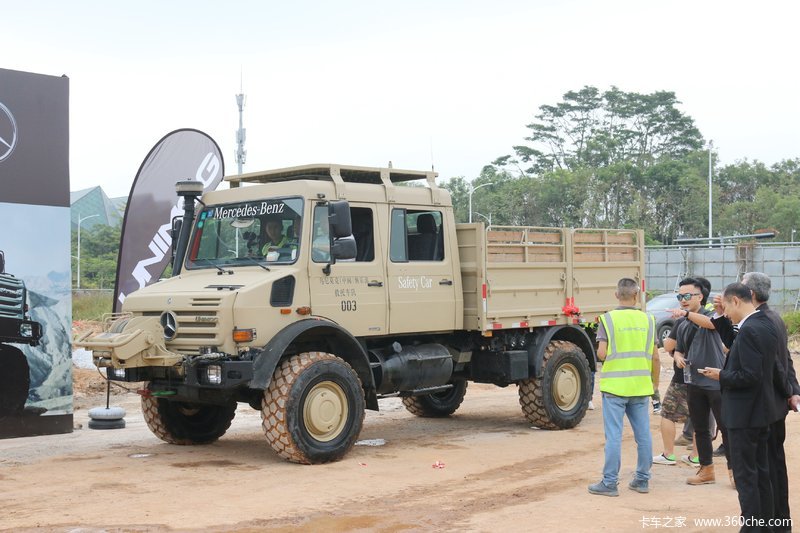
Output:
[70, 186, 125, 229]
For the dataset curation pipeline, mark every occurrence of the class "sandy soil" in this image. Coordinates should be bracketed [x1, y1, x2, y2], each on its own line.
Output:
[2, 353, 799, 533]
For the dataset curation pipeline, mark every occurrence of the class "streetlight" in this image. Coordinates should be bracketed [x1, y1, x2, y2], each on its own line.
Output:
[468, 182, 494, 223]
[76, 213, 99, 289]
[473, 211, 492, 226]
[792, 229, 796, 243]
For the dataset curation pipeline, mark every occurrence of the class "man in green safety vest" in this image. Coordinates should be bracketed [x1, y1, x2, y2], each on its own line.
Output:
[589, 277, 659, 497]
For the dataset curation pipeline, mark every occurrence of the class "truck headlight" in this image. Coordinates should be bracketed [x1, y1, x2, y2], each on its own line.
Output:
[19, 323, 33, 337]
[204, 364, 222, 385]
[111, 368, 126, 379]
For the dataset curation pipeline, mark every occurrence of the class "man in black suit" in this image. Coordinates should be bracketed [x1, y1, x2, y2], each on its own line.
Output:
[700, 282, 778, 532]
[712, 272, 799, 532]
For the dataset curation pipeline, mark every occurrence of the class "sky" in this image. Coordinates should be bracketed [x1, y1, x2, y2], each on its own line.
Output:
[3, 0, 799, 198]
[1, 203, 71, 277]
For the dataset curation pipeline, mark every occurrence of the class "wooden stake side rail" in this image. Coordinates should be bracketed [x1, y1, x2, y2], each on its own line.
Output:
[457, 224, 645, 332]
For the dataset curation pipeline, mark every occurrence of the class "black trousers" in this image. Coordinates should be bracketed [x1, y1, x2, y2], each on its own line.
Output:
[768, 417, 791, 532]
[728, 426, 773, 532]
[687, 386, 729, 467]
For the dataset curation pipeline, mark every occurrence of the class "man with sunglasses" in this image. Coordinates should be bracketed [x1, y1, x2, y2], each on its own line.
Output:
[652, 280, 702, 468]
[671, 278, 729, 487]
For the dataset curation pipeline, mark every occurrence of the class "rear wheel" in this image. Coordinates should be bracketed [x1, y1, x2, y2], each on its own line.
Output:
[518, 340, 590, 429]
[402, 380, 468, 417]
[0, 345, 30, 416]
[141, 392, 236, 445]
[262, 352, 365, 464]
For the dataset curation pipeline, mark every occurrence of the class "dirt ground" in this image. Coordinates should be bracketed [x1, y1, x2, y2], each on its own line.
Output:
[2, 352, 799, 533]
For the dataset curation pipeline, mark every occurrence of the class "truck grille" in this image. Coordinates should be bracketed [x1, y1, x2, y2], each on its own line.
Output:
[143, 297, 223, 353]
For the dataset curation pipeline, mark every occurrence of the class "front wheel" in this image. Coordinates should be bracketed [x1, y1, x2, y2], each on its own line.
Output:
[402, 380, 468, 417]
[518, 340, 590, 430]
[141, 392, 236, 445]
[262, 352, 365, 464]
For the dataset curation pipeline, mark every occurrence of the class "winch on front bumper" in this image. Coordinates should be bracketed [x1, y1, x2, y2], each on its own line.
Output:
[74, 315, 255, 402]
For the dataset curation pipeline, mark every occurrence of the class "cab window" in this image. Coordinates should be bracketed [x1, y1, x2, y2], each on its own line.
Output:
[312, 205, 375, 263]
[390, 209, 444, 262]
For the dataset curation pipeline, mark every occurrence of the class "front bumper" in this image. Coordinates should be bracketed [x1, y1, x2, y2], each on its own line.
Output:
[109, 359, 255, 403]
[0, 318, 43, 346]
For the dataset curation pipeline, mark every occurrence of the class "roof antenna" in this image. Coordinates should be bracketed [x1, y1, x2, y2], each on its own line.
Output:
[235, 68, 247, 175]
[388, 161, 393, 169]
[430, 136, 435, 171]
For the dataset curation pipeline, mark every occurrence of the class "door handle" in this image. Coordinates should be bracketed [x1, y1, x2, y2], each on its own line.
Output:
[439, 279, 453, 286]
[368, 281, 383, 287]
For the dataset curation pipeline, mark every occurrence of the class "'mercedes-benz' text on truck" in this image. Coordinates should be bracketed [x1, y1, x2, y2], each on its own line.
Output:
[76, 164, 644, 463]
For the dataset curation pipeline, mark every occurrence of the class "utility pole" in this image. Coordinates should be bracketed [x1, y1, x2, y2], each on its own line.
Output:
[708, 140, 713, 245]
[235, 74, 247, 175]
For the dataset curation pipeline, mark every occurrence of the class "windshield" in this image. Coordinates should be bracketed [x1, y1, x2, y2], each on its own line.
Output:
[185, 197, 304, 269]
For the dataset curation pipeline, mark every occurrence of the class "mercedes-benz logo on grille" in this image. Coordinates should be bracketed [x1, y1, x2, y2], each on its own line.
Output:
[160, 311, 178, 340]
[0, 102, 18, 163]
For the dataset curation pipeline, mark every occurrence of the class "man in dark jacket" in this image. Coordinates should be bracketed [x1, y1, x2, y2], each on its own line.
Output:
[740, 272, 798, 532]
[701, 282, 778, 532]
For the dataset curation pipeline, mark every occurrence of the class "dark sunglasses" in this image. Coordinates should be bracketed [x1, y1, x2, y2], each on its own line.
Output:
[676, 293, 701, 301]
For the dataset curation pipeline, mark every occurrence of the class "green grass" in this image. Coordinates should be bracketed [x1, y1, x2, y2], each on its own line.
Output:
[782, 310, 800, 337]
[72, 291, 113, 322]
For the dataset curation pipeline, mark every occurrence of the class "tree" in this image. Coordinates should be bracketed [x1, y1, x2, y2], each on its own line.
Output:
[72, 224, 121, 289]
[496, 86, 704, 176]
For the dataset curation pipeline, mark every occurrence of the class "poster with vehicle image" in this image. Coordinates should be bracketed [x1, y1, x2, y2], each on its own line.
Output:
[0, 68, 72, 438]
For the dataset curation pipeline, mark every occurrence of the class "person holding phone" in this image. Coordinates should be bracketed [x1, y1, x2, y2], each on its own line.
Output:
[700, 282, 778, 532]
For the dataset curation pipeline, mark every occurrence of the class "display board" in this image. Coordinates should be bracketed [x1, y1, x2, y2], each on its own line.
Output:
[0, 68, 72, 438]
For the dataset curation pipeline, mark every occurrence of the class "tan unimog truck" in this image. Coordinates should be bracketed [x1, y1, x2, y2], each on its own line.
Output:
[76, 164, 644, 464]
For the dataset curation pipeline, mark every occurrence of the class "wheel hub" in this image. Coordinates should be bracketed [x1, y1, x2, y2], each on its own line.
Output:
[552, 363, 580, 411]
[303, 381, 348, 442]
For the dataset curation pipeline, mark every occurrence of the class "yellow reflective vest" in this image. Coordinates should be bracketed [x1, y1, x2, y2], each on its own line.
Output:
[598, 309, 656, 397]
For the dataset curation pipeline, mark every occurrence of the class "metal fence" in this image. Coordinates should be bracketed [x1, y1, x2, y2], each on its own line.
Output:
[646, 243, 800, 312]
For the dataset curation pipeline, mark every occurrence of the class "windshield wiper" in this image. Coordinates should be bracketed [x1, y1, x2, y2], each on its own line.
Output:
[213, 264, 234, 275]
[196, 259, 233, 275]
[237, 255, 270, 272]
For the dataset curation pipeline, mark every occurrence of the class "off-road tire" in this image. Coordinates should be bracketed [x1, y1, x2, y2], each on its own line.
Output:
[518, 340, 590, 430]
[262, 352, 365, 464]
[402, 380, 468, 417]
[141, 393, 236, 445]
[0, 344, 30, 416]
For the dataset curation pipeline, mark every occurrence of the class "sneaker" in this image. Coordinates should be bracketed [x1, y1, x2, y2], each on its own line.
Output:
[588, 401, 595, 410]
[674, 434, 692, 447]
[681, 454, 700, 467]
[629, 478, 650, 493]
[713, 444, 725, 457]
[588, 481, 619, 497]
[652, 401, 662, 414]
[653, 453, 676, 465]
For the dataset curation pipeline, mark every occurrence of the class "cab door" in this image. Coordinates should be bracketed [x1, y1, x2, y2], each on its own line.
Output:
[308, 203, 387, 336]
[386, 207, 457, 333]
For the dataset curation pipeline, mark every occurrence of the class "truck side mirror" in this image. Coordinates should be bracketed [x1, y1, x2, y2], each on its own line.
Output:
[331, 235, 357, 261]
[328, 200, 352, 239]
